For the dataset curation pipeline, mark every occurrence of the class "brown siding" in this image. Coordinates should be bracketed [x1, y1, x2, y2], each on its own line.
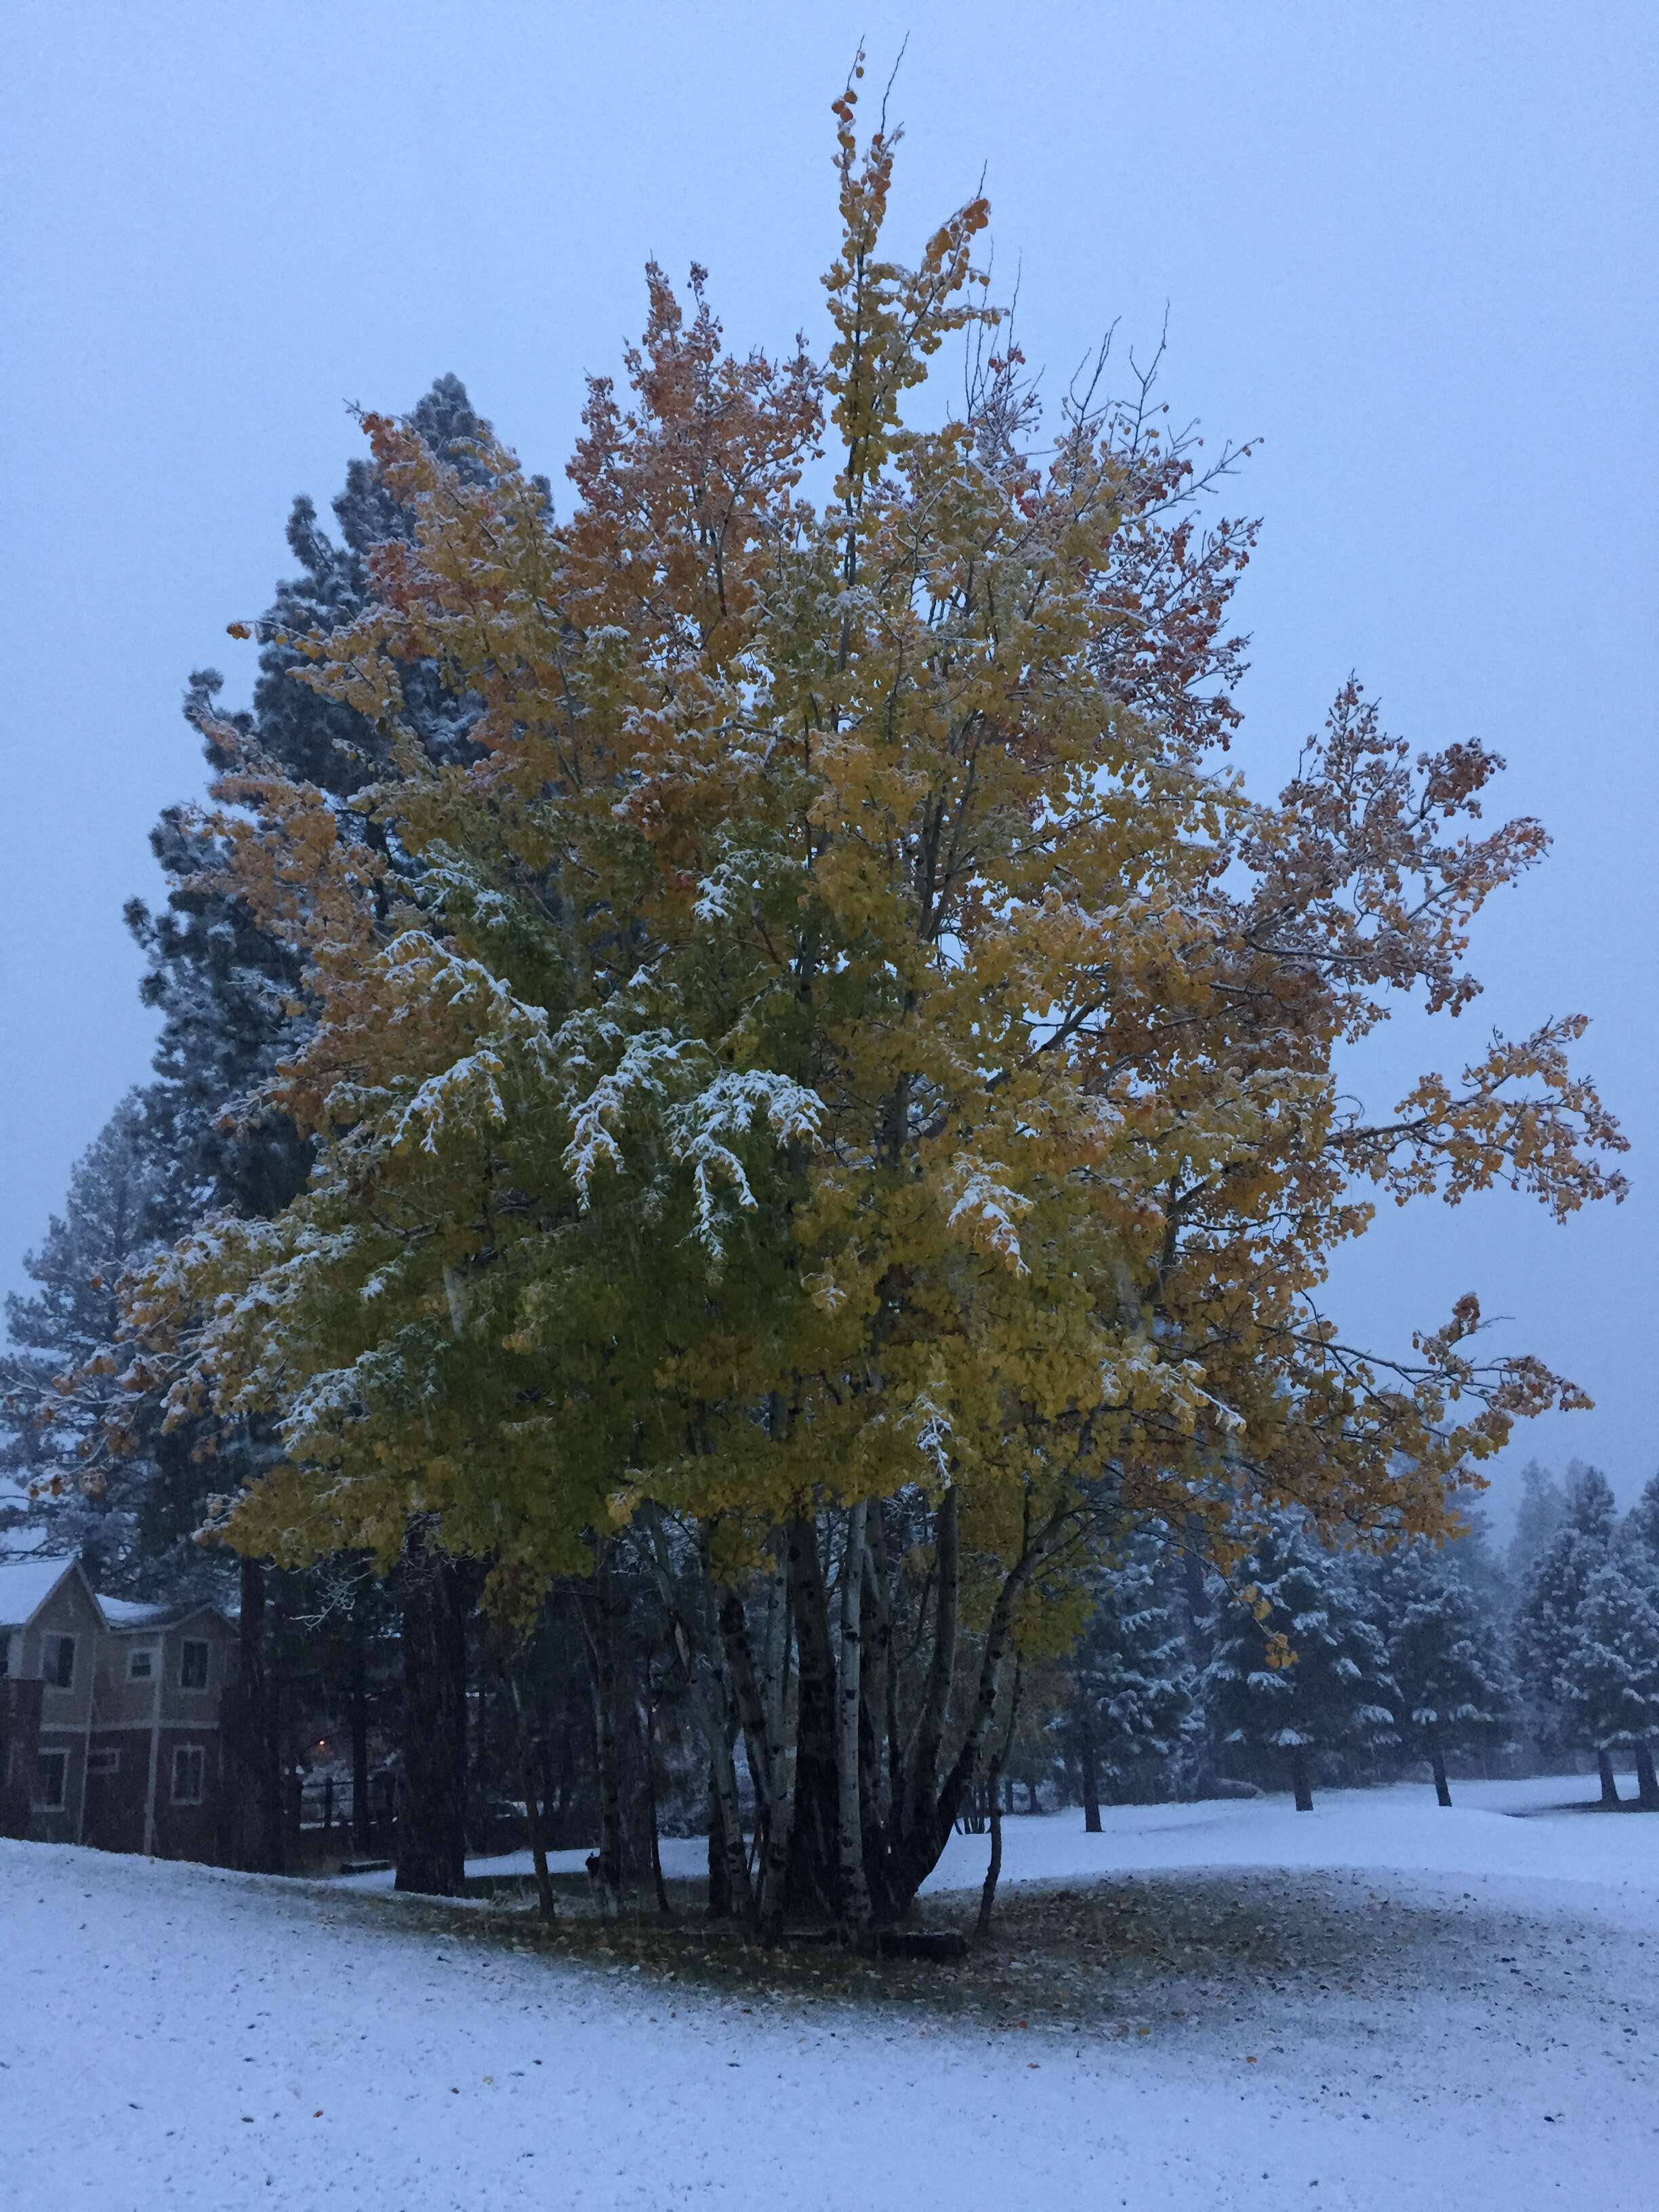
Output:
[157, 1614, 235, 1728]
[28, 1728, 86, 1845]
[0, 1677, 43, 1839]
[150, 1728, 224, 1863]
[83, 1729, 151, 1856]
[2, 1581, 235, 1864]
[95, 1640, 167, 1728]
[18, 1577, 103, 1744]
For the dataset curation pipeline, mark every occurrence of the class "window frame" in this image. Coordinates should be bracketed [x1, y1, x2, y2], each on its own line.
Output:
[87, 1746, 121, 1777]
[43, 1633, 76, 1689]
[127, 1645, 156, 1683]
[179, 1639, 211, 1692]
[171, 1743, 206, 1806]
[34, 1747, 69, 1809]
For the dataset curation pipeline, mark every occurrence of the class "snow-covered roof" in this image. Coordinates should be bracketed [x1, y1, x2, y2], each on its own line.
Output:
[97, 1595, 179, 1630]
[0, 1552, 234, 1633]
[0, 1555, 79, 1628]
[98, 1592, 237, 1633]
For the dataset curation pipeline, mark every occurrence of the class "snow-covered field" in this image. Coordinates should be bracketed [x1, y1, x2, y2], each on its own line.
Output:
[6, 1778, 1657, 2210]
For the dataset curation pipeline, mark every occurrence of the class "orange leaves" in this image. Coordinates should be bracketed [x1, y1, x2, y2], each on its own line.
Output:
[1334, 1016, 1629, 1221]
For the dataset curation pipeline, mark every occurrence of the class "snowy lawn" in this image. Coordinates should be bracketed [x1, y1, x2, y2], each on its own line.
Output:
[5, 1779, 1657, 2211]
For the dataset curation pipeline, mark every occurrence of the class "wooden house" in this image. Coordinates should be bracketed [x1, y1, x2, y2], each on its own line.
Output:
[0, 1556, 237, 1862]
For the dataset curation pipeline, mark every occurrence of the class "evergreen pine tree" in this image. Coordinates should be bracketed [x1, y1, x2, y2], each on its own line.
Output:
[1563, 1532, 1659, 1809]
[1202, 1516, 1396, 1810]
[1366, 1538, 1513, 1806]
[5, 382, 510, 1876]
[1507, 1459, 1568, 1589]
[1064, 1529, 1195, 1825]
[0, 1096, 184, 1583]
[126, 375, 505, 1222]
[1625, 1471, 1659, 1575]
[1514, 1462, 1620, 1797]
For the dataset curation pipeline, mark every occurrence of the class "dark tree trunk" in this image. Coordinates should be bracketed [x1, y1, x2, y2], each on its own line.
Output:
[1181, 1515, 1210, 1668]
[783, 1515, 841, 1923]
[1431, 1743, 1452, 1809]
[883, 1489, 1066, 1916]
[1635, 1742, 1659, 1809]
[1290, 1744, 1314, 1814]
[394, 1538, 471, 1897]
[347, 1597, 372, 1854]
[976, 1656, 1021, 1940]
[497, 1645, 556, 1921]
[718, 1589, 771, 1840]
[645, 1698, 673, 1919]
[228, 1556, 287, 1874]
[1079, 1711, 1102, 1833]
[708, 1770, 734, 1920]
[586, 1584, 625, 1912]
[1597, 1750, 1620, 1807]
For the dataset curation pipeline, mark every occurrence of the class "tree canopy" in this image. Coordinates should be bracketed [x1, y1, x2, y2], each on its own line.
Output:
[87, 73, 1626, 1925]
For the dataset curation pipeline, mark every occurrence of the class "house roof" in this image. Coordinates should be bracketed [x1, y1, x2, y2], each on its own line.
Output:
[0, 1555, 234, 1635]
[97, 1595, 234, 1632]
[0, 1555, 81, 1629]
[98, 1595, 180, 1630]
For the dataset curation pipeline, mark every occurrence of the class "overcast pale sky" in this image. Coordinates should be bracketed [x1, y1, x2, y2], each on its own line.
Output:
[3, 1, 1654, 1521]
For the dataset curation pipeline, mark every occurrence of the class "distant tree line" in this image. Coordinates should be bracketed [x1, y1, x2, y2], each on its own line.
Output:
[1052, 1464, 1659, 1818]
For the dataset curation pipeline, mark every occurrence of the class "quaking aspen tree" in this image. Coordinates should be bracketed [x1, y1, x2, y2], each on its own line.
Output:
[104, 68, 1625, 1932]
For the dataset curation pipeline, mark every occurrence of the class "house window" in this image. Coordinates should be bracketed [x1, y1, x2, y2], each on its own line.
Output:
[171, 1744, 206, 1805]
[87, 1746, 121, 1776]
[35, 1749, 68, 1809]
[42, 1634, 76, 1688]
[0, 1632, 11, 1676]
[127, 1647, 156, 1681]
[180, 1640, 210, 1691]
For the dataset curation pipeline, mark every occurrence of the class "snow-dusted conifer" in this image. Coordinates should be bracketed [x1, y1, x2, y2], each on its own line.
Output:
[1562, 1528, 1659, 1808]
[0, 1094, 193, 1586]
[1625, 1473, 1659, 1581]
[128, 377, 504, 1223]
[1507, 1460, 1568, 1589]
[1514, 1462, 1618, 1788]
[1203, 1516, 1396, 1810]
[1065, 1528, 1195, 1824]
[1366, 1538, 1513, 1805]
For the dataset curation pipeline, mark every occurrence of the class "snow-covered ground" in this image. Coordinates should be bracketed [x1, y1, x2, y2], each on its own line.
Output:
[927, 1771, 1659, 1898]
[6, 1778, 1657, 2210]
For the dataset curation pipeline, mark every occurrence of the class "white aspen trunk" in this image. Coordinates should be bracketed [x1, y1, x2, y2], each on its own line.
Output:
[639, 1504, 753, 1919]
[901, 1485, 958, 1836]
[838, 1500, 873, 1946]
